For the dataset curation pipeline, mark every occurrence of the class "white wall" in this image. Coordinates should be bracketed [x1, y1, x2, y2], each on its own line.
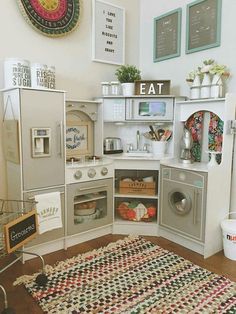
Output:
[0, 0, 140, 198]
[139, 0, 236, 210]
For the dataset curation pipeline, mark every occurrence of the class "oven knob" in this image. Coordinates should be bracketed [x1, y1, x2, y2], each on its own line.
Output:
[101, 167, 108, 176]
[74, 170, 82, 180]
[88, 168, 96, 178]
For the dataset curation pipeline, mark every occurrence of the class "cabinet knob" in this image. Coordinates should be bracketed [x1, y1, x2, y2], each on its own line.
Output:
[101, 167, 108, 176]
[88, 168, 96, 178]
[74, 170, 82, 180]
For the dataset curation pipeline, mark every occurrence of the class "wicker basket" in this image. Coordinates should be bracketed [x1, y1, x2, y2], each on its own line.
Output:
[119, 180, 156, 195]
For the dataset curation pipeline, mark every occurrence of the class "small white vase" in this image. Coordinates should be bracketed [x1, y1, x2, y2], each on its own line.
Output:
[200, 73, 211, 99]
[190, 75, 201, 99]
[121, 83, 135, 96]
[210, 74, 223, 98]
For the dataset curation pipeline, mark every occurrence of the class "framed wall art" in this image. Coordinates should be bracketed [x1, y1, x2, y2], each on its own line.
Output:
[92, 0, 125, 65]
[186, 0, 222, 54]
[17, 0, 80, 37]
[66, 121, 92, 157]
[153, 8, 182, 62]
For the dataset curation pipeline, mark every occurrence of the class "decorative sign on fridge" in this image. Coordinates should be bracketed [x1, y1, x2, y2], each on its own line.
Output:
[92, 0, 125, 65]
[186, 0, 222, 54]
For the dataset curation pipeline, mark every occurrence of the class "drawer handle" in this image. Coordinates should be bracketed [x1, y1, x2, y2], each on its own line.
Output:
[78, 185, 107, 191]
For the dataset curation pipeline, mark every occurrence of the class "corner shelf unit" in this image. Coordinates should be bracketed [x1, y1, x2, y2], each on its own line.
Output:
[113, 168, 159, 236]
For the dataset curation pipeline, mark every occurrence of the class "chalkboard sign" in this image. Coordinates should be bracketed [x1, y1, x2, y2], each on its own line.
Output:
[153, 8, 182, 62]
[186, 0, 222, 54]
[4, 210, 38, 253]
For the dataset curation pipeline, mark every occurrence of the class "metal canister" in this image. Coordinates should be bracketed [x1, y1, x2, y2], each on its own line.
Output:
[47, 66, 56, 89]
[31, 63, 48, 89]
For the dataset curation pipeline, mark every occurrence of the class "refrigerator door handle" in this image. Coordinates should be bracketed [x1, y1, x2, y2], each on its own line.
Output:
[57, 121, 64, 157]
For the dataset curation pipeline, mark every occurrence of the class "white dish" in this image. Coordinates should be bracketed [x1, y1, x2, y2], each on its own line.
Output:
[143, 176, 154, 182]
[74, 207, 96, 216]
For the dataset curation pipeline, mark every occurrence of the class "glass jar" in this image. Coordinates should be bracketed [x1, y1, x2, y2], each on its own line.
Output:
[110, 81, 120, 95]
[101, 82, 110, 96]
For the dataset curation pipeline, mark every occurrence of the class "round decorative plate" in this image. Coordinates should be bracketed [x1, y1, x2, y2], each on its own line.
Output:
[17, 0, 80, 37]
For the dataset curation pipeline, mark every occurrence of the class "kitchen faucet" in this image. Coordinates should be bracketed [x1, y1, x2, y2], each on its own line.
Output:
[137, 130, 140, 151]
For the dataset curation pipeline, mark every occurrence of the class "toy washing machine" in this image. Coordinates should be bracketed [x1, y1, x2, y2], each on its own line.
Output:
[159, 164, 208, 242]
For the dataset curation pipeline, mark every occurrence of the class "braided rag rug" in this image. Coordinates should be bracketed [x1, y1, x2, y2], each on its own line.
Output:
[15, 236, 236, 313]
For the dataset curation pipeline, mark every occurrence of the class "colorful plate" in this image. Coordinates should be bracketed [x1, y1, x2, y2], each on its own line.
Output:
[17, 0, 80, 37]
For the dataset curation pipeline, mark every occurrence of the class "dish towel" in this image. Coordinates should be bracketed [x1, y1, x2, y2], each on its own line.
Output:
[35, 192, 62, 234]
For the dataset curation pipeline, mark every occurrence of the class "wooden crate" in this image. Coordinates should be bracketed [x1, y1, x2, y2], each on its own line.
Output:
[119, 180, 156, 195]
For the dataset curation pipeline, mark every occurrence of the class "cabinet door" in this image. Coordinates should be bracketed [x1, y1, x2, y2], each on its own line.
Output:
[103, 98, 125, 122]
[67, 178, 113, 235]
[160, 180, 205, 241]
[20, 89, 65, 190]
[24, 186, 65, 248]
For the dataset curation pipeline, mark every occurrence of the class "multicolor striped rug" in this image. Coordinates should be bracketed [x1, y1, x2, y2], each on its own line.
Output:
[18, 236, 236, 313]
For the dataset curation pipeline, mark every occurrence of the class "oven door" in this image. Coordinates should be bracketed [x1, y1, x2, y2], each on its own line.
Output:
[67, 178, 113, 235]
[126, 98, 174, 121]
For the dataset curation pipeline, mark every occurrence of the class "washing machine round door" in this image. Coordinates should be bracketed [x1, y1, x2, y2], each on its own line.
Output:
[169, 191, 192, 215]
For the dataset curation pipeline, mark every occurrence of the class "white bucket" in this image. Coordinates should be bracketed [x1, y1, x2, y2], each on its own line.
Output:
[152, 141, 166, 156]
[221, 212, 236, 260]
[4, 58, 31, 88]
[31, 63, 48, 89]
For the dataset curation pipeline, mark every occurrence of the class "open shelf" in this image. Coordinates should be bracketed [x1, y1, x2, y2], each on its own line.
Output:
[114, 192, 158, 199]
[114, 218, 157, 225]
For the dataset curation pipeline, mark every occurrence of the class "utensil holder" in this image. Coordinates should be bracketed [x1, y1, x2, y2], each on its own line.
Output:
[152, 141, 166, 156]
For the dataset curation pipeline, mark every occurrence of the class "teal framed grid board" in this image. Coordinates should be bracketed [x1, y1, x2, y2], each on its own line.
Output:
[186, 0, 222, 54]
[153, 8, 182, 62]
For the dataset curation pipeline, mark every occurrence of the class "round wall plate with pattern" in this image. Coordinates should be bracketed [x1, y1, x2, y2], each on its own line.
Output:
[17, 0, 80, 37]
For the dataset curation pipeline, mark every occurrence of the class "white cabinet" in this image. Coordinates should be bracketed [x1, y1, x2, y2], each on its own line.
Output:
[159, 94, 236, 258]
[100, 96, 179, 157]
[103, 97, 126, 122]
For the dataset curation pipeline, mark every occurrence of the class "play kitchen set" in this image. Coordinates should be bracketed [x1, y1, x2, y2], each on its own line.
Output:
[1, 87, 236, 260]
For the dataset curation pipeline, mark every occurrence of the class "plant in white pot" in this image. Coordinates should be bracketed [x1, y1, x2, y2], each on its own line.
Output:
[209, 63, 230, 98]
[115, 64, 141, 96]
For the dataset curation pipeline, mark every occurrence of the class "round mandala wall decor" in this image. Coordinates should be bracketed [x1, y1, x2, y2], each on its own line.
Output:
[17, 0, 80, 37]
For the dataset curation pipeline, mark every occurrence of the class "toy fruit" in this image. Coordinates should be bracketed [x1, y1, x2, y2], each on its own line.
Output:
[126, 209, 136, 220]
[147, 206, 156, 218]
[117, 202, 129, 219]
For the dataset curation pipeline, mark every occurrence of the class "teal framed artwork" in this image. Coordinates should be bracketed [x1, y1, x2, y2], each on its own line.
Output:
[153, 8, 182, 62]
[186, 0, 222, 54]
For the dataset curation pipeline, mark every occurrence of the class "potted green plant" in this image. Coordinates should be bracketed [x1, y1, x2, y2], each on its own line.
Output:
[115, 64, 141, 96]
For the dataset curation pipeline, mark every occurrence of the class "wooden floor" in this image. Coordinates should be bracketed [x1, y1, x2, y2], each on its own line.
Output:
[0, 234, 235, 313]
